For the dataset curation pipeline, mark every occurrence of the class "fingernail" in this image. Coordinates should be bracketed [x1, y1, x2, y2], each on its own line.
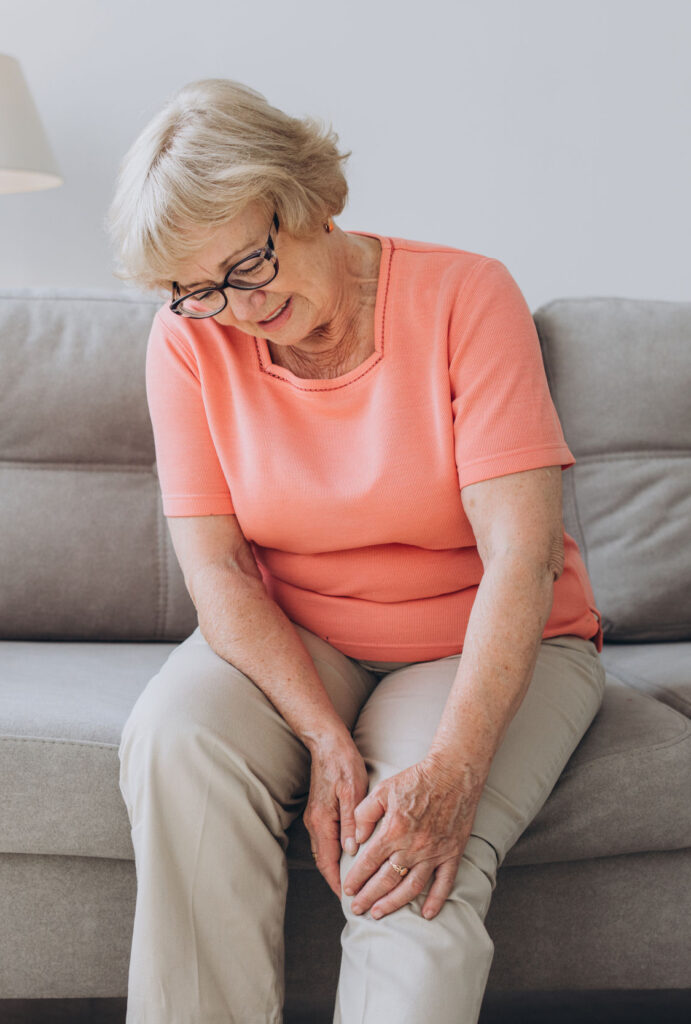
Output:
[423, 908, 434, 919]
[371, 909, 382, 920]
[345, 838, 357, 856]
[355, 831, 362, 843]
[352, 903, 362, 914]
[344, 887, 354, 897]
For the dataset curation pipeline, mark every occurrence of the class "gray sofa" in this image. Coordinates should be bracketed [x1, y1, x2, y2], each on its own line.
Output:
[1, 287, 690, 1021]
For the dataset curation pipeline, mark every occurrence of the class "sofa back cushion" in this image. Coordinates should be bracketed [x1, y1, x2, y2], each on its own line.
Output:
[4, 289, 689, 644]
[0, 289, 197, 640]
[535, 297, 691, 642]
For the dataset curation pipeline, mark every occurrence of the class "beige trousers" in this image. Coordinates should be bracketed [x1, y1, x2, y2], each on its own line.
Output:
[118, 624, 606, 1024]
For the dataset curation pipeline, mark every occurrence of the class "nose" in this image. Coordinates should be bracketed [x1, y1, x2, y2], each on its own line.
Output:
[225, 288, 270, 324]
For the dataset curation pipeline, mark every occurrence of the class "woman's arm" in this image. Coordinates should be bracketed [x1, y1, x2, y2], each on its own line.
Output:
[169, 514, 351, 750]
[424, 464, 564, 782]
[167, 513, 369, 895]
[344, 465, 565, 919]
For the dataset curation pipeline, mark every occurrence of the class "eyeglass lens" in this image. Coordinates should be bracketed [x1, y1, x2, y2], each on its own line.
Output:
[175, 251, 278, 316]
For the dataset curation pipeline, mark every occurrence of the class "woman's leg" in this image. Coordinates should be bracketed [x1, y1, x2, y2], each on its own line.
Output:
[334, 635, 606, 1024]
[118, 624, 378, 1024]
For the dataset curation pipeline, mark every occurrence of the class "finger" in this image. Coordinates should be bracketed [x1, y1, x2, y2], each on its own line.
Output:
[342, 831, 395, 897]
[370, 862, 434, 919]
[307, 814, 343, 900]
[338, 788, 360, 858]
[420, 857, 460, 920]
[353, 787, 387, 845]
[313, 832, 343, 899]
[311, 835, 343, 901]
[350, 854, 416, 916]
[322, 839, 344, 899]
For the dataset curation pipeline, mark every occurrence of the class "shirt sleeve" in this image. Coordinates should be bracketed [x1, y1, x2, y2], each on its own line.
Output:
[449, 257, 575, 490]
[145, 312, 235, 516]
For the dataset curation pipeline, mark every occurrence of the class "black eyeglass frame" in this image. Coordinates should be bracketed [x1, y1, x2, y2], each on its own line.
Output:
[170, 212, 280, 318]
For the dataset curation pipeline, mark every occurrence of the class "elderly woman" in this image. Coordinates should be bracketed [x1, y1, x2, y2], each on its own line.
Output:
[108, 78, 605, 1024]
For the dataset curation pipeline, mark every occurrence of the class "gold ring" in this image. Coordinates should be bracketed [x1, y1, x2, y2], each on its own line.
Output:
[389, 860, 409, 877]
[310, 849, 317, 859]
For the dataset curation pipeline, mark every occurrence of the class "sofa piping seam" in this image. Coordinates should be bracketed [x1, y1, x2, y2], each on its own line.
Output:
[0, 735, 119, 750]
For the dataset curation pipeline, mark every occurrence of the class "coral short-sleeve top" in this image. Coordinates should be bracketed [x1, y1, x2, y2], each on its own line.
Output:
[146, 234, 603, 660]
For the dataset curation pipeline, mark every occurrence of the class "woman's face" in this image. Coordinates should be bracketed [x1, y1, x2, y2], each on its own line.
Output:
[171, 202, 350, 349]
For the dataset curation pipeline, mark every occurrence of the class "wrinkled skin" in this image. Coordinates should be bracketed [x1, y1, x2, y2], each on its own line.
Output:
[304, 740, 486, 921]
[303, 736, 370, 899]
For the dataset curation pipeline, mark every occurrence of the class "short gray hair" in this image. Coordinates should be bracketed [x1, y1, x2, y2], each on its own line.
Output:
[106, 79, 350, 292]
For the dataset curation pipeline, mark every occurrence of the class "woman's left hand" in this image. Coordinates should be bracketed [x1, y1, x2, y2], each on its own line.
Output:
[342, 755, 486, 921]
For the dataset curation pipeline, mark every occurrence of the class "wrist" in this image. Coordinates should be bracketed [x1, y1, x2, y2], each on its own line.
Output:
[422, 748, 489, 794]
[301, 720, 354, 757]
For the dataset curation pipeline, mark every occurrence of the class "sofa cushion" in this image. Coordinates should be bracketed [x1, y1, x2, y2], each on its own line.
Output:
[6, 638, 687, 864]
[0, 640, 176, 859]
[283, 671, 691, 869]
[535, 297, 691, 643]
[503, 674, 691, 866]
[4, 640, 683, 866]
[600, 641, 691, 718]
[0, 290, 196, 641]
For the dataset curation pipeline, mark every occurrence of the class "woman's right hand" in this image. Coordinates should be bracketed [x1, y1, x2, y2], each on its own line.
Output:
[303, 732, 370, 899]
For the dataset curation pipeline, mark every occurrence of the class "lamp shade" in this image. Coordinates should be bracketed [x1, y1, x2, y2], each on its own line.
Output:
[0, 54, 62, 194]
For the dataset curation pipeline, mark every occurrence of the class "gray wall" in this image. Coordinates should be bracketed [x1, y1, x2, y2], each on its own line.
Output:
[2, 0, 689, 308]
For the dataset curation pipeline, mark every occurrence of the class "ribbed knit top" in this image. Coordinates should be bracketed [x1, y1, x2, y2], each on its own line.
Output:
[146, 234, 603, 659]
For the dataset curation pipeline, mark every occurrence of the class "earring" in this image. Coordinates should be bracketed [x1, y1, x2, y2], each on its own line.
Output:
[324, 218, 334, 233]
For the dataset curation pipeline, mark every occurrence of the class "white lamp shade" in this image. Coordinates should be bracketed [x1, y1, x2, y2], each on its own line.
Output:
[0, 54, 62, 194]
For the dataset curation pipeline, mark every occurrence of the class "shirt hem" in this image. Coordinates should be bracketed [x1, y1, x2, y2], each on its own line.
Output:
[316, 619, 602, 662]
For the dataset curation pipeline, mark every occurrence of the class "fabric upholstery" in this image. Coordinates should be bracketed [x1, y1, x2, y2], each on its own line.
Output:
[0, 290, 196, 641]
[1, 286, 689, 1004]
[1, 638, 689, 865]
[1, 848, 688, 1000]
[500, 676, 691, 866]
[535, 297, 691, 642]
[484, 847, 691, 992]
[600, 640, 691, 717]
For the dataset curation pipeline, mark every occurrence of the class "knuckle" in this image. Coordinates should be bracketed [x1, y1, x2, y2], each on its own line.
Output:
[363, 855, 381, 876]
[306, 804, 326, 825]
[409, 877, 427, 896]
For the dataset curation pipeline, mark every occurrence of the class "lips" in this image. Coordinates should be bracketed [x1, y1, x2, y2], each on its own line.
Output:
[258, 297, 290, 325]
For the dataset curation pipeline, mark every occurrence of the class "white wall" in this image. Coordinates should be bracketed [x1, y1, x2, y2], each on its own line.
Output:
[1, 0, 689, 308]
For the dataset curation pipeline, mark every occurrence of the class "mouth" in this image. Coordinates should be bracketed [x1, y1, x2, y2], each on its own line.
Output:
[258, 297, 292, 327]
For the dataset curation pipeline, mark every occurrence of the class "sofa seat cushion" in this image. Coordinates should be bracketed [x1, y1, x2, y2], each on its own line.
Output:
[504, 673, 691, 865]
[599, 641, 691, 718]
[0, 640, 176, 859]
[2, 643, 690, 866]
[285, 672, 691, 868]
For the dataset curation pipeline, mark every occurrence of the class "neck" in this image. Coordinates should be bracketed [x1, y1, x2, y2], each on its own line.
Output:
[269, 231, 381, 376]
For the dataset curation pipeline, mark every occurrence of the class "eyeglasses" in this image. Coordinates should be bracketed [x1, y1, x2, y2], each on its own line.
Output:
[170, 212, 280, 318]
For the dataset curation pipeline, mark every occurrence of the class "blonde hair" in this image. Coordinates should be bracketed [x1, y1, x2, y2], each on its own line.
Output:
[106, 79, 350, 292]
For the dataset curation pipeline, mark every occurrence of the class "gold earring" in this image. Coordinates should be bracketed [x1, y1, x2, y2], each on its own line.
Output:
[324, 218, 334, 233]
